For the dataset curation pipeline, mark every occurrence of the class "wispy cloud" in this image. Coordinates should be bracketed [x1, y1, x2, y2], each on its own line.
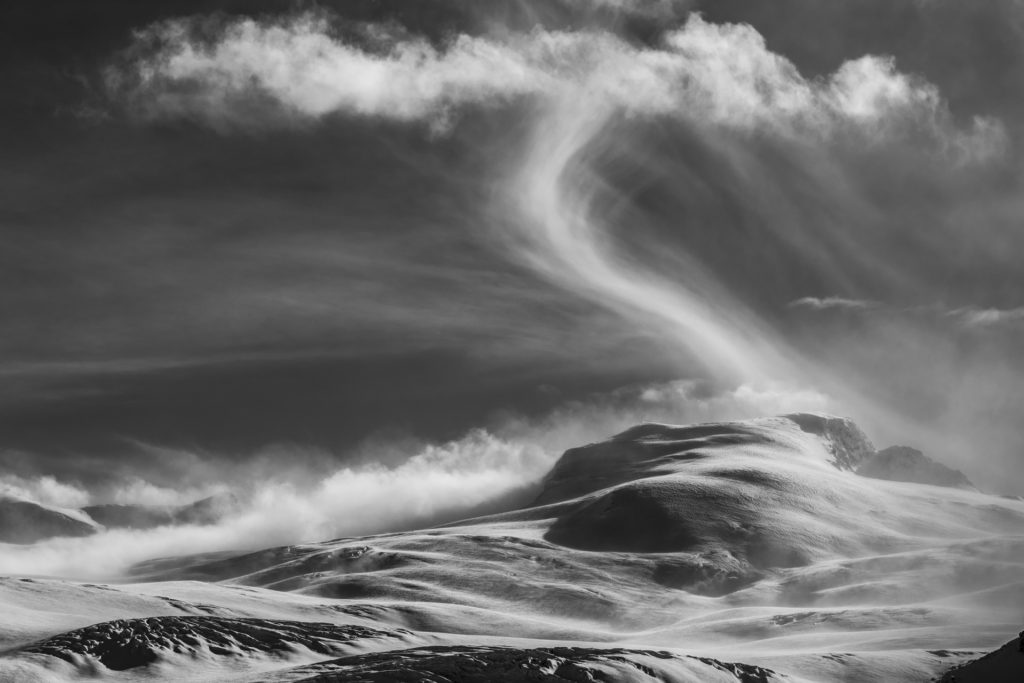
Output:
[94, 8, 1015, 447]
[944, 306, 1024, 328]
[791, 297, 1024, 330]
[789, 296, 881, 311]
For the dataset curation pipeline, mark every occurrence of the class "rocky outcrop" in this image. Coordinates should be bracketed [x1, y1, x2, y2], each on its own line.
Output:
[278, 645, 782, 683]
[20, 617, 408, 671]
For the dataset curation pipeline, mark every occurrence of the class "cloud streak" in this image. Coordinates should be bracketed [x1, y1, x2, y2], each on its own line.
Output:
[790, 297, 880, 311]
[791, 297, 1024, 330]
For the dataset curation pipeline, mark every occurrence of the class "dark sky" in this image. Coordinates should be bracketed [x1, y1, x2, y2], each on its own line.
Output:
[3, 0, 1024, 491]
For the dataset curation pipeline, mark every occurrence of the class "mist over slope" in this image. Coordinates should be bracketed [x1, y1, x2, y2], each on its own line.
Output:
[1, 414, 1021, 682]
[0, 380, 833, 578]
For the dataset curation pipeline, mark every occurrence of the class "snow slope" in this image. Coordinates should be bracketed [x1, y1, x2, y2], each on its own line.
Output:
[1, 414, 1021, 682]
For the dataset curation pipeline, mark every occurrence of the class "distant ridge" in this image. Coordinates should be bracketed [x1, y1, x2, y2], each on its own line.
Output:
[0, 493, 238, 545]
[857, 446, 976, 489]
[0, 497, 96, 545]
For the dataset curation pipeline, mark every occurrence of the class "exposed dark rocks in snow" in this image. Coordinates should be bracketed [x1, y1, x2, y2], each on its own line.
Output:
[783, 413, 875, 471]
[275, 645, 782, 682]
[19, 616, 406, 671]
[3, 415, 1021, 683]
[857, 446, 975, 489]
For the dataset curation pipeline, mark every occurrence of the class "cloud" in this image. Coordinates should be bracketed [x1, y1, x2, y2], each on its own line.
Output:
[77, 3, 1024, 505]
[0, 475, 91, 509]
[108, 13, 547, 131]
[790, 298, 1024, 330]
[945, 306, 1024, 329]
[789, 297, 880, 311]
[106, 12, 1003, 158]
[0, 431, 551, 578]
[100, 11, 1004, 384]
[95, 8, 1019, 475]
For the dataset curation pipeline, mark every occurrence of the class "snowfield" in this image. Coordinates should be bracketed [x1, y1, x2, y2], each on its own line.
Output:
[1, 414, 1022, 682]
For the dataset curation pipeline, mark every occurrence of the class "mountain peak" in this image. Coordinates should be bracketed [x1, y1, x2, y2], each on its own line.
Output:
[782, 413, 876, 471]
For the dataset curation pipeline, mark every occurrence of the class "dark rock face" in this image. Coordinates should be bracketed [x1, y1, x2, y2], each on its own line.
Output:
[546, 481, 704, 553]
[278, 645, 781, 683]
[20, 617, 404, 671]
[0, 498, 95, 544]
[937, 635, 1024, 682]
[857, 446, 975, 489]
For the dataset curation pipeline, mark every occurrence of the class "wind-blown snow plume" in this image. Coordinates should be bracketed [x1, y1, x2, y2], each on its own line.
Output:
[0, 379, 829, 578]
[0, 475, 91, 509]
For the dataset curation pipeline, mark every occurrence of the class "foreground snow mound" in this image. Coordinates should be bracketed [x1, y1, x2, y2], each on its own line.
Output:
[275, 645, 782, 683]
[856, 446, 975, 489]
[17, 616, 412, 672]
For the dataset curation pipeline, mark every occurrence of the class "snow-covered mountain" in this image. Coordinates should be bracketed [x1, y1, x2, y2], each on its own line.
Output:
[1, 414, 1022, 682]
